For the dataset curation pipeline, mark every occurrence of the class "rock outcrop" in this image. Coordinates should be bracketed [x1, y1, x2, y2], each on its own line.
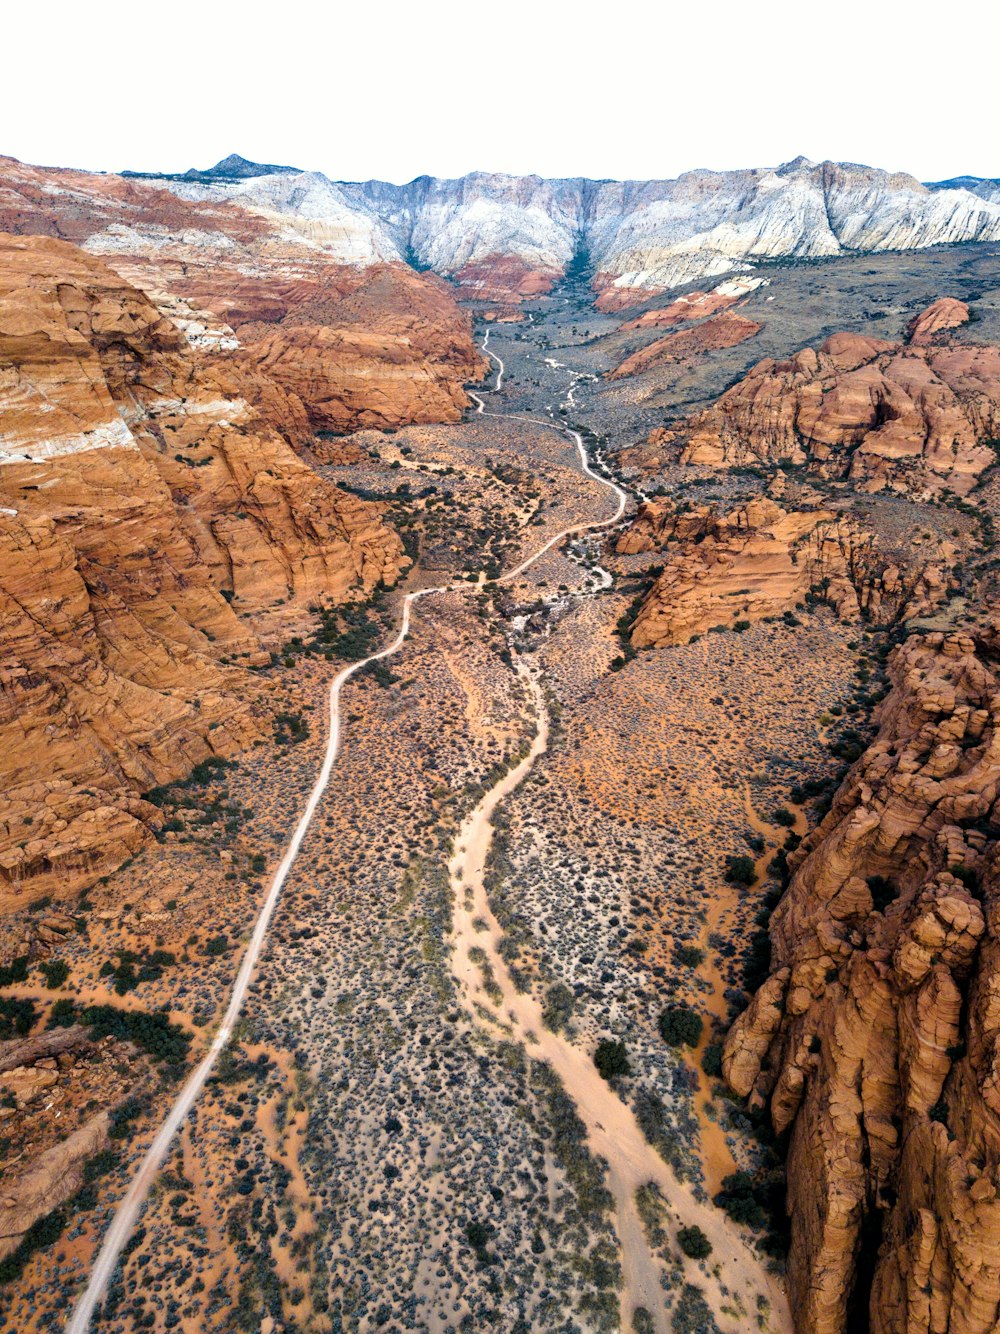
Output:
[608, 311, 762, 379]
[907, 297, 970, 345]
[0, 156, 486, 434]
[240, 265, 486, 432]
[723, 625, 1000, 1332]
[615, 278, 769, 328]
[0, 1109, 110, 1262]
[639, 305, 1000, 496]
[624, 497, 954, 648]
[0, 234, 405, 902]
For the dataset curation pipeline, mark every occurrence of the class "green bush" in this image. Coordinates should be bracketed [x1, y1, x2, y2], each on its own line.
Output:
[39, 959, 70, 990]
[701, 1043, 723, 1078]
[725, 854, 756, 886]
[594, 1039, 631, 1081]
[677, 1224, 712, 1259]
[0, 998, 35, 1039]
[0, 957, 28, 987]
[658, 1004, 703, 1048]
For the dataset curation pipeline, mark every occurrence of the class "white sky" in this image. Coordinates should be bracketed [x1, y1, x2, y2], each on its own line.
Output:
[7, 0, 995, 185]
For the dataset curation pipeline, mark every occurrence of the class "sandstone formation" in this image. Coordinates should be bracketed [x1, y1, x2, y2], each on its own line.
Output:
[723, 625, 1000, 1332]
[0, 156, 486, 434]
[0, 234, 405, 902]
[616, 277, 769, 328]
[907, 296, 970, 344]
[0, 1110, 110, 1262]
[0, 1026, 93, 1075]
[240, 265, 486, 432]
[623, 497, 953, 648]
[608, 311, 762, 379]
[640, 306, 1000, 496]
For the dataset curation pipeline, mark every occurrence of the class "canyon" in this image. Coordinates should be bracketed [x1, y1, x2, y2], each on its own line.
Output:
[2, 143, 1000, 1334]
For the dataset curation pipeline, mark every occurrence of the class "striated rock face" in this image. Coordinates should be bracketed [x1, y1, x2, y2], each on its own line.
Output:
[624, 497, 952, 648]
[0, 156, 486, 434]
[723, 626, 1000, 1333]
[615, 277, 769, 327]
[10, 151, 1000, 308]
[357, 160, 1000, 303]
[642, 305, 1000, 496]
[585, 159, 1000, 303]
[0, 234, 404, 901]
[240, 265, 486, 432]
[608, 310, 761, 379]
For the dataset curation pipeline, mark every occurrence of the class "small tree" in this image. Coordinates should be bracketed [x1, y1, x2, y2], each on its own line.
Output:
[677, 1224, 713, 1259]
[658, 1004, 703, 1048]
[725, 854, 756, 886]
[594, 1039, 631, 1081]
[39, 959, 70, 990]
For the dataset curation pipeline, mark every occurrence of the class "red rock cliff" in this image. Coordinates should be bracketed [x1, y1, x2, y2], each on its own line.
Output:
[0, 234, 404, 902]
[724, 624, 1000, 1332]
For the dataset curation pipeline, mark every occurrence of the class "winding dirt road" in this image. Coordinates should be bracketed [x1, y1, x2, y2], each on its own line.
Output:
[448, 668, 790, 1332]
[452, 333, 790, 1331]
[68, 327, 787, 1333]
[66, 333, 624, 1333]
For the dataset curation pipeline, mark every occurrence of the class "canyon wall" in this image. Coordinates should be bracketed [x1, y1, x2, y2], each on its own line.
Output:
[623, 495, 954, 648]
[9, 151, 1000, 310]
[0, 155, 486, 433]
[0, 234, 404, 903]
[634, 302, 1000, 498]
[723, 624, 1000, 1332]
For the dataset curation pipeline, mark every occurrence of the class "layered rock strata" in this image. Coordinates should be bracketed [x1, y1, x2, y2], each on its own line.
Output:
[608, 310, 762, 379]
[623, 497, 953, 647]
[637, 303, 1000, 497]
[0, 234, 404, 901]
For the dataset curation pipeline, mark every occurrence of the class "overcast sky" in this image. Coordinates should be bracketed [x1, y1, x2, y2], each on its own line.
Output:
[8, 1, 994, 185]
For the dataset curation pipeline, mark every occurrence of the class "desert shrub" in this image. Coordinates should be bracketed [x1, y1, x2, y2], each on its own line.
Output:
[39, 960, 70, 989]
[701, 1043, 723, 1078]
[0, 997, 35, 1039]
[0, 957, 28, 987]
[725, 854, 756, 886]
[541, 981, 576, 1033]
[677, 1224, 713, 1259]
[658, 1004, 703, 1048]
[594, 1039, 631, 1081]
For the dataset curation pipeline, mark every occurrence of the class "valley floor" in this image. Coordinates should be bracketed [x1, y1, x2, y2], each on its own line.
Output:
[3, 291, 870, 1334]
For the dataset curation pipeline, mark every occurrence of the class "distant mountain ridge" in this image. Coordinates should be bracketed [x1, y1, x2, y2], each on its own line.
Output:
[119, 151, 1000, 303]
[925, 174, 1000, 202]
[13, 149, 1000, 304]
[122, 152, 301, 184]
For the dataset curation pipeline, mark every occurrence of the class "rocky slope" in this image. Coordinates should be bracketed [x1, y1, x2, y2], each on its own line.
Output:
[623, 495, 954, 647]
[12, 151, 1000, 310]
[346, 159, 1000, 305]
[0, 155, 485, 433]
[723, 623, 1000, 1332]
[0, 234, 404, 903]
[615, 277, 769, 327]
[635, 301, 1000, 497]
[608, 310, 762, 379]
